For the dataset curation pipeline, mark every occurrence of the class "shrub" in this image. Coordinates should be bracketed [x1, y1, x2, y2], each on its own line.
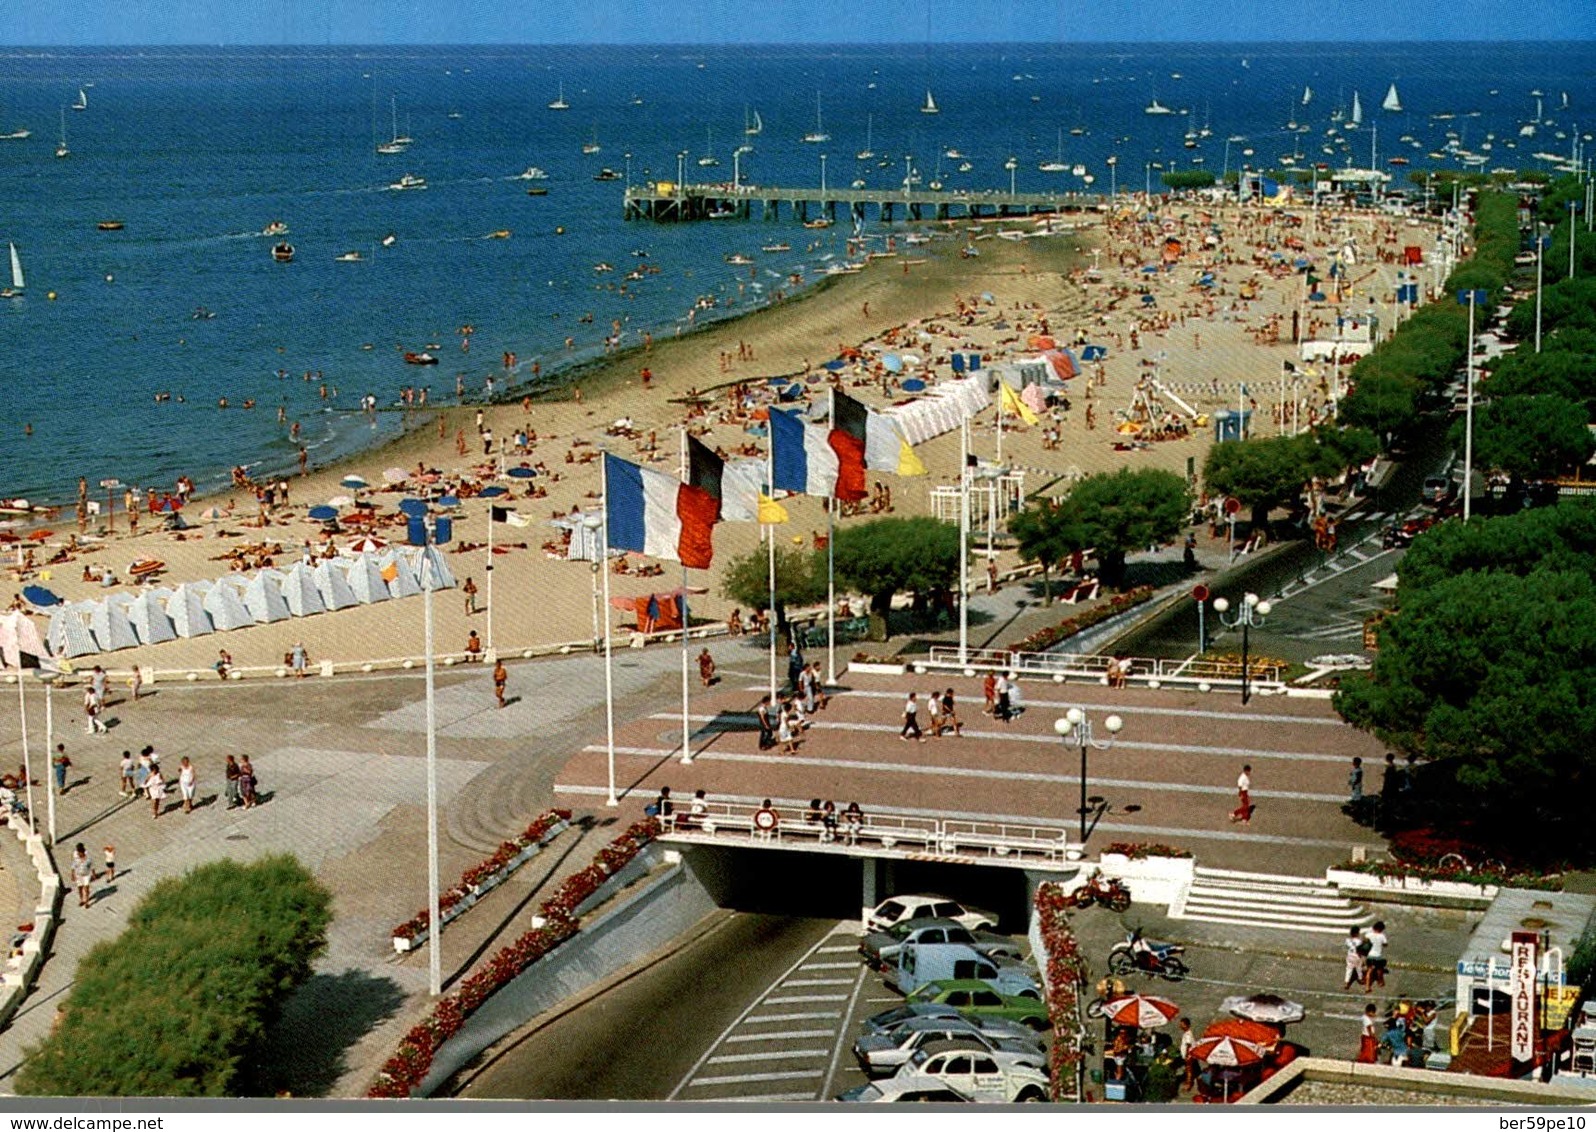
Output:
[17, 856, 332, 1097]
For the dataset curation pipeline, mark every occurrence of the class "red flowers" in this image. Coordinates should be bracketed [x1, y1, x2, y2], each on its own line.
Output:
[1009, 586, 1154, 654]
[369, 815, 662, 1099]
[1103, 841, 1193, 860]
[1033, 881, 1090, 1101]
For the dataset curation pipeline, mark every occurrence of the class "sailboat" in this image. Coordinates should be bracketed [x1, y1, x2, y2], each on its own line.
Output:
[1, 243, 23, 298]
[375, 96, 408, 154]
[71, 87, 87, 112]
[856, 114, 874, 160]
[581, 127, 600, 155]
[54, 109, 68, 159]
[802, 93, 828, 143]
[744, 107, 762, 136]
[920, 89, 939, 115]
[1039, 128, 1067, 172]
[1349, 91, 1363, 128]
[1383, 83, 1402, 113]
[1302, 85, 1313, 106]
[548, 82, 569, 111]
[0, 123, 28, 140]
[697, 126, 719, 167]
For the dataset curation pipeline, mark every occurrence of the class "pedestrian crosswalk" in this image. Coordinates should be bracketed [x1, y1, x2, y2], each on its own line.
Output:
[669, 923, 865, 1102]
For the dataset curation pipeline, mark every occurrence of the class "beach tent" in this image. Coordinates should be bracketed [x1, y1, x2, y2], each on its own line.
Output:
[47, 602, 99, 659]
[88, 598, 139, 652]
[242, 570, 292, 624]
[279, 563, 327, 618]
[203, 578, 253, 631]
[378, 550, 423, 599]
[312, 558, 358, 611]
[0, 609, 52, 670]
[412, 544, 457, 592]
[343, 554, 391, 604]
[126, 589, 177, 645]
[165, 583, 215, 639]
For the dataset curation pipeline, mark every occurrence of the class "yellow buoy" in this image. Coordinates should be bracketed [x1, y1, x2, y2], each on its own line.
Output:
[46, 291, 56, 300]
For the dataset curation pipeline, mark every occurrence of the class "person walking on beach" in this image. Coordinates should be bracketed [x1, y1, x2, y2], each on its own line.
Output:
[900, 693, 923, 742]
[224, 755, 241, 809]
[463, 576, 479, 616]
[71, 844, 93, 909]
[118, 750, 135, 797]
[52, 744, 71, 795]
[492, 659, 508, 708]
[290, 642, 308, 679]
[128, 666, 142, 702]
[146, 764, 167, 818]
[177, 756, 197, 814]
[102, 845, 115, 884]
[1230, 764, 1253, 825]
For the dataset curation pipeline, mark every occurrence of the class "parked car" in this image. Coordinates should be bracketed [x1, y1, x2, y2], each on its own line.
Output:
[867, 894, 996, 934]
[860, 1002, 965, 1036]
[854, 1016, 1044, 1077]
[1422, 475, 1455, 505]
[861, 918, 1024, 971]
[836, 1077, 972, 1103]
[887, 942, 1040, 999]
[907, 979, 1052, 1030]
[896, 1042, 1051, 1103]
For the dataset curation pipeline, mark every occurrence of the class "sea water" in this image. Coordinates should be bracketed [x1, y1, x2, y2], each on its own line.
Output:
[0, 41, 1590, 504]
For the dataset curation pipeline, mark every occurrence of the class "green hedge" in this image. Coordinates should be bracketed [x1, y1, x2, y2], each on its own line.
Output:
[18, 855, 332, 1097]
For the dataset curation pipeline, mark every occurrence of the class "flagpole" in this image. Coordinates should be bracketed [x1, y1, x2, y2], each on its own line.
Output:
[959, 418, 969, 666]
[826, 388, 837, 687]
[15, 674, 34, 838]
[485, 502, 494, 659]
[997, 381, 1005, 464]
[678, 429, 693, 766]
[767, 441, 778, 704]
[599, 456, 618, 807]
[422, 519, 441, 999]
[44, 678, 54, 846]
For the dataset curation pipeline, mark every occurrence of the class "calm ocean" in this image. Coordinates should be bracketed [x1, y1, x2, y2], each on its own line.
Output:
[0, 41, 1590, 504]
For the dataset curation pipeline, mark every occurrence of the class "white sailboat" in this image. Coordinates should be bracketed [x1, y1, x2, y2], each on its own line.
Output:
[1144, 99, 1176, 115]
[1383, 83, 1402, 113]
[548, 82, 569, 111]
[1302, 85, 1313, 106]
[856, 114, 874, 160]
[920, 89, 939, 115]
[744, 107, 762, 136]
[1039, 128, 1067, 172]
[802, 93, 828, 143]
[1349, 91, 1363, 128]
[71, 87, 87, 112]
[697, 126, 719, 167]
[375, 96, 407, 154]
[1, 243, 23, 298]
[581, 127, 600, 155]
[54, 109, 68, 159]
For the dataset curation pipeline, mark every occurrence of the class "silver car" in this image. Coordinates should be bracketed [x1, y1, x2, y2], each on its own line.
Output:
[860, 917, 1026, 971]
[854, 1016, 1045, 1077]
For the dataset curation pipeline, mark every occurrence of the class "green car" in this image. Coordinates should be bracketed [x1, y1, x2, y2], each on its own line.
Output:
[907, 979, 1051, 1031]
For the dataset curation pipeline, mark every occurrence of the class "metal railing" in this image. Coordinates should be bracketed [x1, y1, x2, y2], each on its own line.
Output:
[657, 801, 1076, 870]
[919, 646, 1284, 691]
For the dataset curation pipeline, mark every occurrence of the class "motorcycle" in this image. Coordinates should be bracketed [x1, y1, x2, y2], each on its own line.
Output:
[1107, 929, 1188, 981]
[1065, 870, 1132, 913]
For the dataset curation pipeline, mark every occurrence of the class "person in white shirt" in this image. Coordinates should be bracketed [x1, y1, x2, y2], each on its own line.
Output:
[1362, 921, 1389, 990]
[1343, 925, 1367, 990]
[1230, 764, 1252, 824]
[900, 693, 923, 741]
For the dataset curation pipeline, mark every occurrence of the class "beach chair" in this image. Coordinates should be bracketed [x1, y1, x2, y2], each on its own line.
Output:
[950, 353, 965, 375]
[967, 353, 982, 371]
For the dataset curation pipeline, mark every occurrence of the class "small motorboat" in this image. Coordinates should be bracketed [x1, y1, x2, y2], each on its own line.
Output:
[725, 253, 752, 265]
[761, 243, 790, 253]
[486, 229, 511, 239]
[97, 220, 125, 231]
[262, 220, 289, 237]
[526, 187, 549, 196]
[517, 166, 548, 180]
[271, 242, 295, 262]
[403, 351, 439, 366]
[381, 232, 397, 247]
[335, 250, 364, 262]
[592, 168, 622, 181]
[389, 173, 427, 191]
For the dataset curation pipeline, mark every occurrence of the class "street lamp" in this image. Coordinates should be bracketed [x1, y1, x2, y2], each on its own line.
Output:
[1212, 593, 1271, 705]
[624, 151, 632, 188]
[407, 504, 453, 998]
[1053, 708, 1123, 846]
[1106, 154, 1117, 199]
[582, 512, 619, 809]
[676, 150, 687, 193]
[820, 152, 827, 195]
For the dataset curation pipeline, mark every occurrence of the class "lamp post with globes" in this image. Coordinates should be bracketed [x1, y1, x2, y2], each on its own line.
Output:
[1053, 708, 1123, 846]
[1212, 592, 1270, 705]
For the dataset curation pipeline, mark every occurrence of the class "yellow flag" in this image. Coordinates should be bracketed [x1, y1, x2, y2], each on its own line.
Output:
[1000, 380, 1040, 426]
[757, 494, 789, 524]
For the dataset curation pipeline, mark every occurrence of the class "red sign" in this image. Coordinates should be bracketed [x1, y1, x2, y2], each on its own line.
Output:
[1192, 585, 1210, 603]
[1510, 930, 1537, 1064]
[1224, 497, 1242, 515]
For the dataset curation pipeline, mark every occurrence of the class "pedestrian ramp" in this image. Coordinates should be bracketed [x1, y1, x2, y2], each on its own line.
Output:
[1170, 866, 1373, 936]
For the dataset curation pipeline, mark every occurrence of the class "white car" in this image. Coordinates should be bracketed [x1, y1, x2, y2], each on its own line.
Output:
[868, 894, 996, 933]
[897, 1043, 1051, 1103]
[836, 1077, 971, 1103]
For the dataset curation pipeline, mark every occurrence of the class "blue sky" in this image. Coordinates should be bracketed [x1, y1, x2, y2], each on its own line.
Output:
[5, 0, 1593, 46]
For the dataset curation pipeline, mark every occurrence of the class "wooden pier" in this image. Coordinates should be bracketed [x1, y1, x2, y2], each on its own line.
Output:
[622, 181, 1100, 224]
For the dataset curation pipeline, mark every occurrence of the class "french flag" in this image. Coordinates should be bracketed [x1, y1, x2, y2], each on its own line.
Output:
[603, 447, 721, 569]
[769, 407, 840, 499]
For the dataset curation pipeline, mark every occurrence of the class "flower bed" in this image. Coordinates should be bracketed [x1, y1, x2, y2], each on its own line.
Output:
[391, 809, 572, 950]
[1007, 586, 1154, 654]
[1102, 841, 1192, 860]
[368, 815, 661, 1099]
[1331, 857, 1557, 892]
[1033, 881, 1089, 1102]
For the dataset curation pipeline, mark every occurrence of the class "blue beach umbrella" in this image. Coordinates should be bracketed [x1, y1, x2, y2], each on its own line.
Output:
[307, 505, 339, 521]
[901, 378, 927, 393]
[22, 585, 61, 607]
[506, 466, 537, 479]
[340, 474, 369, 489]
[478, 485, 509, 498]
[881, 354, 903, 373]
[435, 495, 461, 508]
[398, 498, 430, 517]
[822, 359, 846, 371]
[1141, 294, 1157, 306]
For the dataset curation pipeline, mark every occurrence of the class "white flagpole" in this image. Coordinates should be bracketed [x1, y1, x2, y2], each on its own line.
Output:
[997, 381, 1005, 463]
[16, 675, 34, 838]
[422, 520, 440, 998]
[959, 418, 970, 665]
[485, 503, 494, 658]
[678, 429, 693, 766]
[599, 456, 618, 807]
[767, 440, 778, 704]
[44, 679, 55, 846]
[826, 388, 836, 687]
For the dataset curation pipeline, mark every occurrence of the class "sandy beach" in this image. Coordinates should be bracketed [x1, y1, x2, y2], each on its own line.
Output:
[13, 199, 1430, 688]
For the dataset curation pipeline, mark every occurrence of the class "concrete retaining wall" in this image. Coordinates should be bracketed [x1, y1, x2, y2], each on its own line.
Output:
[418, 847, 717, 1095]
[0, 819, 63, 1033]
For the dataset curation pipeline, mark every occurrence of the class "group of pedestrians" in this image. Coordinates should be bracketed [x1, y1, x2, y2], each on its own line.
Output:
[899, 689, 963, 741]
[980, 672, 1023, 722]
[805, 798, 866, 844]
[756, 663, 828, 755]
[1343, 920, 1392, 992]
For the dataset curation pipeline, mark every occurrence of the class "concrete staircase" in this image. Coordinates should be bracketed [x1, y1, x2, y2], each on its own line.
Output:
[1171, 866, 1373, 936]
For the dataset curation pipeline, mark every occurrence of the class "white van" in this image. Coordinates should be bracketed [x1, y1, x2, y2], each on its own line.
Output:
[887, 942, 1039, 999]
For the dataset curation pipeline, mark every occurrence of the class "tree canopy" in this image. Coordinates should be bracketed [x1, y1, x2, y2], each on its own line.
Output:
[833, 516, 960, 633]
[1011, 499, 1078, 605]
[1455, 394, 1595, 479]
[18, 855, 332, 1096]
[720, 542, 825, 636]
[1202, 428, 1375, 529]
[1039, 467, 1189, 588]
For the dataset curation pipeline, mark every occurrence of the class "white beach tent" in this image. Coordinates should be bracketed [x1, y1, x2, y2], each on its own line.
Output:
[47, 602, 99, 659]
[311, 558, 358, 611]
[88, 596, 139, 652]
[411, 544, 457, 592]
[165, 583, 215, 639]
[377, 549, 422, 599]
[279, 563, 327, 618]
[127, 588, 178, 645]
[342, 554, 391, 604]
[242, 570, 292, 624]
[203, 578, 253, 631]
